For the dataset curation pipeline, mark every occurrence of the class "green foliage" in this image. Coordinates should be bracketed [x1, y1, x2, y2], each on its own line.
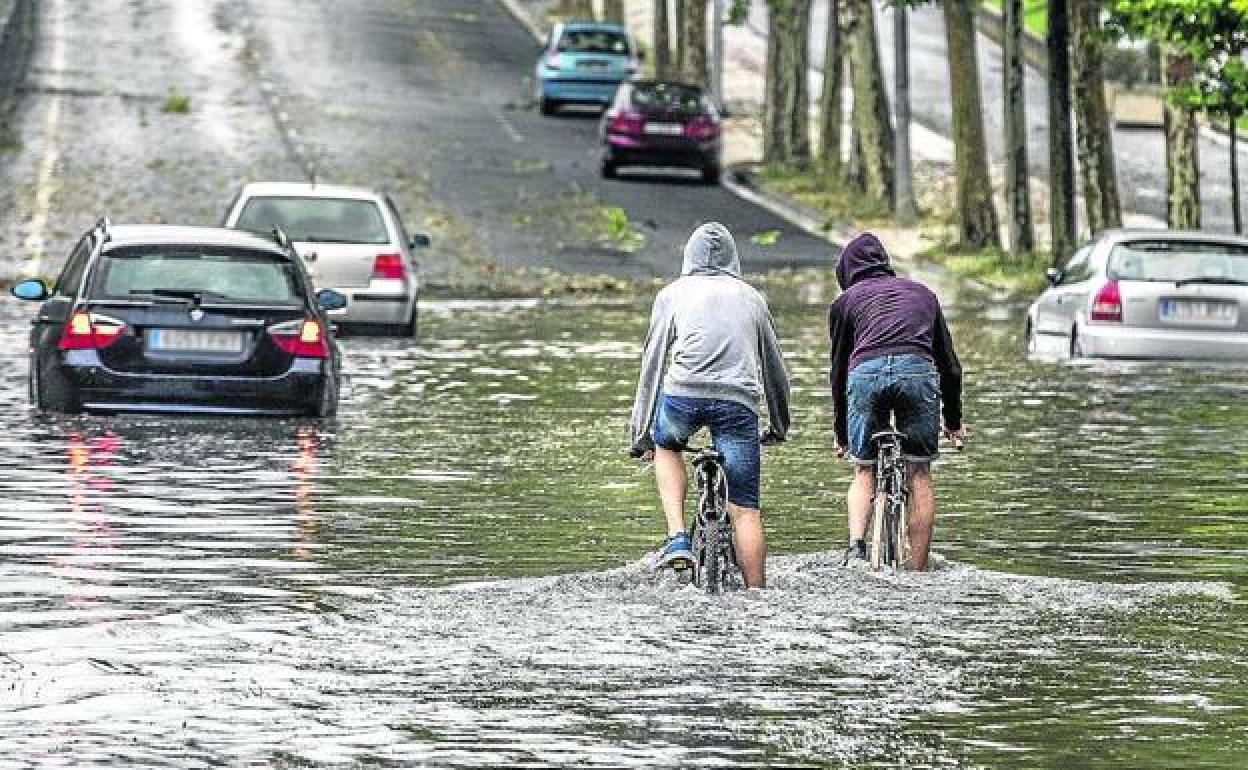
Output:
[751, 229, 782, 246]
[1108, 1, 1248, 115]
[161, 89, 191, 114]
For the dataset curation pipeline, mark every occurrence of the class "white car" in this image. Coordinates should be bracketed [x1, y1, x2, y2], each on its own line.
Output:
[1026, 229, 1248, 360]
[223, 183, 427, 336]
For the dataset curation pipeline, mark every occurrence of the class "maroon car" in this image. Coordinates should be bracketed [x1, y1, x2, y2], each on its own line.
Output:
[599, 80, 722, 184]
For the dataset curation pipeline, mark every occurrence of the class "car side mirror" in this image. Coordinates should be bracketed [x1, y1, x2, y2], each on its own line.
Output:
[409, 233, 431, 249]
[1045, 268, 1062, 287]
[316, 288, 348, 312]
[10, 279, 50, 301]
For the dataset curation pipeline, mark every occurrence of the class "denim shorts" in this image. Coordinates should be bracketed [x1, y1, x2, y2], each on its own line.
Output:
[847, 354, 940, 466]
[651, 393, 761, 509]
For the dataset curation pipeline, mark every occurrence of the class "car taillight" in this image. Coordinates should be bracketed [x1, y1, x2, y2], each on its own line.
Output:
[1090, 280, 1122, 322]
[372, 253, 405, 280]
[545, 52, 562, 69]
[684, 116, 721, 141]
[607, 109, 644, 134]
[269, 319, 329, 358]
[58, 311, 125, 350]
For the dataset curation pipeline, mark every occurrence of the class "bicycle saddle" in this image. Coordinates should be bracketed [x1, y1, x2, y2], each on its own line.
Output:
[870, 429, 907, 443]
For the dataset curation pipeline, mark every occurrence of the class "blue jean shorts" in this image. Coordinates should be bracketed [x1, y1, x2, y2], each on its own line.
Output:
[651, 394, 761, 509]
[847, 354, 940, 466]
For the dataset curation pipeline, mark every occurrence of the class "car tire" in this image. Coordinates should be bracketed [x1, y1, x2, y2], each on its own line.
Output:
[1070, 326, 1084, 359]
[33, 352, 80, 414]
[1025, 321, 1037, 355]
[402, 304, 418, 338]
[539, 96, 558, 116]
[314, 374, 339, 418]
[600, 159, 617, 179]
[701, 164, 721, 185]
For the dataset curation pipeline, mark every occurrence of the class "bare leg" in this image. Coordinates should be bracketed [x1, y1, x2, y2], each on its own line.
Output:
[906, 463, 935, 571]
[727, 503, 766, 588]
[653, 447, 687, 537]
[847, 465, 875, 541]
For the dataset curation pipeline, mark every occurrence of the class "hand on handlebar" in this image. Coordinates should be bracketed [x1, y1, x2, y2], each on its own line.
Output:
[759, 427, 784, 447]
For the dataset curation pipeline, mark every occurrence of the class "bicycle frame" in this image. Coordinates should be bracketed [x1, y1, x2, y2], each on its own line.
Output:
[869, 430, 910, 570]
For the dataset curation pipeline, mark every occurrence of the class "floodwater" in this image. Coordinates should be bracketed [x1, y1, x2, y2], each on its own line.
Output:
[1, 275, 1246, 768]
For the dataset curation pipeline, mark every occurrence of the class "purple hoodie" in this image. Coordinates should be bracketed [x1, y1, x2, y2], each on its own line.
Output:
[827, 233, 962, 446]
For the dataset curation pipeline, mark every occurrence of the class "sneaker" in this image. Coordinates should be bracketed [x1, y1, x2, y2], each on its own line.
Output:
[657, 532, 694, 569]
[839, 538, 868, 568]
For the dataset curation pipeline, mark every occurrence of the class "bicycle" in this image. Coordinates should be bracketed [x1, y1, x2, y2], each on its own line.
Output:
[866, 429, 965, 571]
[684, 446, 742, 593]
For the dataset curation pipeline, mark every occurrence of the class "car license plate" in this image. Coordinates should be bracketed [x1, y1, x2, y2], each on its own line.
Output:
[576, 60, 608, 69]
[148, 329, 247, 353]
[644, 122, 684, 136]
[1158, 298, 1238, 326]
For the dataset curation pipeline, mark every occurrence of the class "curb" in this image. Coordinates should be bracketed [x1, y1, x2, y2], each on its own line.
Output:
[494, 0, 848, 250]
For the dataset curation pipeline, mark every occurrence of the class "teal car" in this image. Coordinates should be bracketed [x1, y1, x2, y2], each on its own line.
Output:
[535, 22, 639, 115]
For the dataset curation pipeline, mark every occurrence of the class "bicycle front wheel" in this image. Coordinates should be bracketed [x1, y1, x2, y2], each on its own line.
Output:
[869, 490, 888, 570]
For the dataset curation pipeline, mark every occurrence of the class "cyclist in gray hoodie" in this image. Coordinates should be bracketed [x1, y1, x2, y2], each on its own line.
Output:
[629, 222, 790, 588]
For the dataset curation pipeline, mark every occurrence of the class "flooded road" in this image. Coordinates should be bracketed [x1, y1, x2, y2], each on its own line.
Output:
[1, 278, 1246, 767]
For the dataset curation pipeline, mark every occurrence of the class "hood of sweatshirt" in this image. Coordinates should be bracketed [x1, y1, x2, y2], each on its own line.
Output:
[681, 222, 741, 277]
[835, 232, 895, 289]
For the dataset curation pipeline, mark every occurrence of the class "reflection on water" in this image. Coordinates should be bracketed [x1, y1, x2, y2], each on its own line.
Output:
[0, 289, 1246, 767]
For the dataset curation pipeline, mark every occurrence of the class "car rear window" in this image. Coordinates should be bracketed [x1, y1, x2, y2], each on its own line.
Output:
[630, 82, 706, 113]
[236, 196, 390, 245]
[557, 28, 630, 55]
[92, 247, 302, 303]
[1108, 241, 1248, 283]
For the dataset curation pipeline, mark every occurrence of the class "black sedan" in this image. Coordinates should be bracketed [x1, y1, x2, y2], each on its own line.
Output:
[599, 79, 723, 183]
[10, 221, 347, 416]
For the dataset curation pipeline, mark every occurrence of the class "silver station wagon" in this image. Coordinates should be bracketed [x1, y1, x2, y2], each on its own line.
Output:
[1026, 229, 1248, 360]
[223, 183, 429, 336]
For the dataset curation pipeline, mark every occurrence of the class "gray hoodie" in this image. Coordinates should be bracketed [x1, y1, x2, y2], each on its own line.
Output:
[628, 223, 791, 453]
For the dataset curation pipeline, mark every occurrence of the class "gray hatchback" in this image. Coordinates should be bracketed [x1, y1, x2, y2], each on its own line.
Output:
[1026, 229, 1248, 360]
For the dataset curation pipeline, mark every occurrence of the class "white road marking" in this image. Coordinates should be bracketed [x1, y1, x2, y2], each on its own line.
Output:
[496, 112, 524, 143]
[23, 0, 67, 277]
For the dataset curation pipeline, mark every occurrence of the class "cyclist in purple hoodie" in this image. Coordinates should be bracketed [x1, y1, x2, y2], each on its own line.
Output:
[828, 232, 967, 570]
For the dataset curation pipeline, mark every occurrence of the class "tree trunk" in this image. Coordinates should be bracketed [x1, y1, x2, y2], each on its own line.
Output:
[845, 0, 894, 207]
[1070, 0, 1121, 234]
[819, 0, 843, 179]
[679, 0, 709, 85]
[894, 4, 917, 224]
[1232, 114, 1242, 235]
[653, 0, 671, 78]
[1047, 0, 1076, 265]
[1003, 0, 1033, 253]
[673, 0, 686, 72]
[604, 0, 626, 22]
[1162, 50, 1201, 228]
[556, 0, 595, 19]
[943, 0, 999, 250]
[763, 0, 812, 165]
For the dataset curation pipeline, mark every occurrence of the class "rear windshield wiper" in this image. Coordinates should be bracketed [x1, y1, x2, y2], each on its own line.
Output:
[129, 289, 226, 303]
[1174, 277, 1248, 287]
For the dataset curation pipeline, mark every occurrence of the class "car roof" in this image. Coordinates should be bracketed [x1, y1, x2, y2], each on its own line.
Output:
[558, 21, 627, 32]
[102, 224, 291, 257]
[1097, 228, 1248, 249]
[235, 182, 385, 201]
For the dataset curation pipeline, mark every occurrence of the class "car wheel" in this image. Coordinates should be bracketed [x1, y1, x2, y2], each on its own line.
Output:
[1070, 326, 1084, 359]
[1025, 321, 1037, 355]
[600, 158, 617, 179]
[701, 164, 721, 185]
[402, 304, 418, 338]
[34, 352, 80, 414]
[539, 96, 558, 116]
[314, 374, 339, 418]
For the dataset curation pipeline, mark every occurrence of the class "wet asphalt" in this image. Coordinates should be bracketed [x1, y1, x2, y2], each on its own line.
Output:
[0, 0, 835, 288]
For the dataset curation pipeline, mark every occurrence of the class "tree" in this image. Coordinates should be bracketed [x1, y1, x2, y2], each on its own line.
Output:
[841, 0, 893, 205]
[893, 2, 918, 224]
[604, 0, 626, 22]
[1071, 0, 1123, 233]
[1048, 0, 1077, 264]
[1163, 50, 1203, 228]
[653, 0, 672, 78]
[943, 0, 1000, 249]
[763, 0, 814, 165]
[679, 0, 710, 85]
[819, 0, 845, 179]
[1003, 0, 1034, 252]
